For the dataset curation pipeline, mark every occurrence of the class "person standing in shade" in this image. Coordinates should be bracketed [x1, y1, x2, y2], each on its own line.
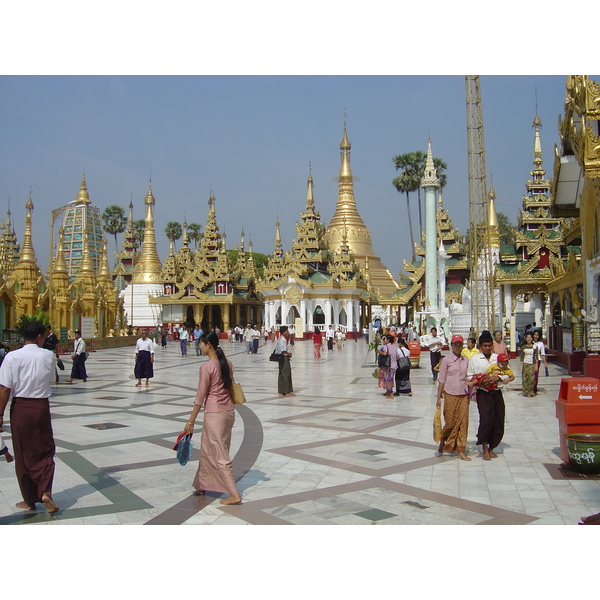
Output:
[492, 330, 508, 356]
[274, 325, 294, 396]
[436, 335, 471, 461]
[161, 326, 168, 349]
[179, 325, 189, 357]
[0, 321, 59, 513]
[65, 330, 87, 384]
[193, 324, 204, 356]
[423, 327, 444, 383]
[467, 330, 505, 461]
[134, 328, 154, 386]
[288, 324, 295, 346]
[243, 324, 253, 354]
[395, 338, 412, 396]
[313, 326, 323, 359]
[326, 325, 335, 352]
[183, 331, 241, 505]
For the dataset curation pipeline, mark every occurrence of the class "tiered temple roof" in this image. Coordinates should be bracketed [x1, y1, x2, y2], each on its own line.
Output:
[0, 205, 20, 278]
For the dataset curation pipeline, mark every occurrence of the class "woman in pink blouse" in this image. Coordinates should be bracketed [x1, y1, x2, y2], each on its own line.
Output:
[435, 334, 471, 461]
[184, 331, 241, 505]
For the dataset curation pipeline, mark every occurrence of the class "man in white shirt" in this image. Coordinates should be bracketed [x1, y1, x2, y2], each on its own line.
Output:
[244, 324, 253, 354]
[326, 325, 335, 352]
[0, 320, 59, 513]
[422, 327, 445, 383]
[466, 330, 504, 461]
[289, 324, 295, 346]
[65, 330, 87, 383]
[179, 325, 189, 356]
[251, 325, 260, 354]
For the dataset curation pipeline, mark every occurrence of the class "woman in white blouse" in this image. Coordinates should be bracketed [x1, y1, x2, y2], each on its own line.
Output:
[135, 328, 155, 386]
[532, 329, 547, 394]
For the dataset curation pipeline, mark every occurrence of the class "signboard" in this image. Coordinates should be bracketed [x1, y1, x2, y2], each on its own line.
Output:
[80, 316, 95, 339]
[59, 327, 69, 344]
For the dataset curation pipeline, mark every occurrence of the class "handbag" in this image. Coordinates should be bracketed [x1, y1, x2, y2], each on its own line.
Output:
[270, 351, 284, 363]
[398, 354, 411, 370]
[57, 357, 65, 370]
[377, 348, 391, 368]
[433, 407, 443, 443]
[173, 432, 193, 466]
[231, 381, 246, 404]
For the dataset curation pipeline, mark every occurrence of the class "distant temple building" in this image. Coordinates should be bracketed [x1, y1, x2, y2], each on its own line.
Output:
[147, 193, 263, 331]
[59, 174, 105, 277]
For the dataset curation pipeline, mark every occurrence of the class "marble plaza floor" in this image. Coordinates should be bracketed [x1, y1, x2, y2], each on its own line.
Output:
[1, 336, 598, 526]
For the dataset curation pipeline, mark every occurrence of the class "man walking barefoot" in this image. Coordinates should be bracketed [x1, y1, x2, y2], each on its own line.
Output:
[0, 321, 59, 513]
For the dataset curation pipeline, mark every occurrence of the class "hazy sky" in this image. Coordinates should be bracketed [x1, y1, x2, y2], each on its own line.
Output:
[0, 75, 581, 278]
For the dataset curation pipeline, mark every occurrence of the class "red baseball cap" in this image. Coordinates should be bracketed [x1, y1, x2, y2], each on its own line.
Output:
[497, 353, 509, 362]
[451, 334, 464, 344]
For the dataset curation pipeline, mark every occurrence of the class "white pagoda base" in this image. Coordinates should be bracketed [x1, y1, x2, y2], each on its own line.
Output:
[120, 283, 163, 328]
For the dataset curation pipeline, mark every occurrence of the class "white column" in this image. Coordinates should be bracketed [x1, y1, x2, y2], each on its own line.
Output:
[425, 186, 437, 309]
[504, 284, 512, 325]
[325, 299, 333, 327]
[533, 293, 543, 329]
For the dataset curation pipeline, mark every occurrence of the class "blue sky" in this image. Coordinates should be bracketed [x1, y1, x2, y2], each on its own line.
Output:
[0, 74, 580, 278]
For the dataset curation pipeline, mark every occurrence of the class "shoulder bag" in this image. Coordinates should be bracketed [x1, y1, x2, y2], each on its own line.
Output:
[231, 378, 246, 404]
[377, 346, 391, 368]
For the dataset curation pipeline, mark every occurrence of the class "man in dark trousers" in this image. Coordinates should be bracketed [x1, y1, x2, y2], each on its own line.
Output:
[0, 320, 59, 513]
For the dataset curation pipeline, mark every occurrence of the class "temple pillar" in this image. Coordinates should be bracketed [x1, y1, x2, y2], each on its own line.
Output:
[533, 293, 543, 329]
[222, 304, 230, 332]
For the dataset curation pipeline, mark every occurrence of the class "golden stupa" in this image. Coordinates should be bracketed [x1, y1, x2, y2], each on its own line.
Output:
[324, 122, 399, 295]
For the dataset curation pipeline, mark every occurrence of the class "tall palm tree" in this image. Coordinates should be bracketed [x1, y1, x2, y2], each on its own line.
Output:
[164, 221, 182, 250]
[102, 205, 127, 258]
[187, 223, 203, 249]
[392, 153, 421, 262]
[133, 219, 145, 251]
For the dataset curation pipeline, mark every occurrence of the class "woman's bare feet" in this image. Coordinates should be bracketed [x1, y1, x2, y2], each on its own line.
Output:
[41, 492, 59, 514]
[193, 489, 205, 496]
[437, 439, 445, 454]
[220, 493, 242, 505]
[458, 452, 472, 461]
[135, 381, 141, 386]
[15, 501, 36, 510]
[4, 450, 13, 462]
[489, 450, 498, 458]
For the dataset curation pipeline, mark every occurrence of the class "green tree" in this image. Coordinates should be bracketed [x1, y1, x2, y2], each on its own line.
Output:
[164, 221, 182, 250]
[15, 311, 49, 339]
[133, 219, 145, 251]
[102, 205, 127, 256]
[392, 152, 421, 262]
[187, 223, 203, 249]
[497, 212, 516, 247]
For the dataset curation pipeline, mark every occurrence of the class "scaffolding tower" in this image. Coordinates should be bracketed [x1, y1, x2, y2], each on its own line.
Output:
[465, 75, 495, 335]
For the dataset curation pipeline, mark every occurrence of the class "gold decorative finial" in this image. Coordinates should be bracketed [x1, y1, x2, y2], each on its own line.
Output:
[18, 192, 37, 264]
[76, 173, 91, 205]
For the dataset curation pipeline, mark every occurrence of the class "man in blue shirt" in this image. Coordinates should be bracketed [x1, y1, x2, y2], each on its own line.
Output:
[193, 324, 204, 356]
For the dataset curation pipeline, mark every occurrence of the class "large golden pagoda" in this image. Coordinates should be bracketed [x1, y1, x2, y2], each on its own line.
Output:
[323, 122, 399, 295]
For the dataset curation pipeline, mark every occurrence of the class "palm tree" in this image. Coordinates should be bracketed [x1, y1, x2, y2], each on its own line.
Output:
[187, 223, 203, 249]
[133, 219, 145, 251]
[164, 222, 182, 250]
[102, 205, 127, 257]
[392, 153, 421, 262]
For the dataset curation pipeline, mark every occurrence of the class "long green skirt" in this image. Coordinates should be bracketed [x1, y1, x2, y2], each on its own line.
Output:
[522, 362, 536, 397]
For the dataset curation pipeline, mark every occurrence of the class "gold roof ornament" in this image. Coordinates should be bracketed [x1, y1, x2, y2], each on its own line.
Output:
[132, 181, 162, 283]
[0, 202, 21, 277]
[18, 193, 37, 265]
[324, 120, 398, 295]
[53, 228, 69, 275]
[76, 173, 91, 205]
[421, 139, 440, 188]
[487, 186, 500, 249]
[97, 237, 113, 283]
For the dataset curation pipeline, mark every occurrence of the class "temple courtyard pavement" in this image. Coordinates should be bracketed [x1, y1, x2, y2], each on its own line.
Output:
[1, 336, 599, 526]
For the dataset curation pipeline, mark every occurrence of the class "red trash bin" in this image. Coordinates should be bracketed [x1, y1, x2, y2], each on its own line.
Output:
[555, 377, 600, 464]
[407, 341, 421, 369]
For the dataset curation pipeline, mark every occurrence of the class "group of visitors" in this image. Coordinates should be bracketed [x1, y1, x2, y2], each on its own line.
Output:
[377, 335, 412, 398]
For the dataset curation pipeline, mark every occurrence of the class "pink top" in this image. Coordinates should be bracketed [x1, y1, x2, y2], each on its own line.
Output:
[438, 352, 469, 395]
[492, 340, 508, 355]
[194, 359, 234, 412]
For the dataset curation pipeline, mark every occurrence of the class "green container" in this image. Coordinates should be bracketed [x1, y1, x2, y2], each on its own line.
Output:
[565, 433, 600, 474]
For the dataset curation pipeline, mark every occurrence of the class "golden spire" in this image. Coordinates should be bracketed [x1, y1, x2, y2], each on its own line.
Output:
[5, 202, 11, 230]
[487, 186, 500, 249]
[531, 113, 546, 178]
[275, 219, 282, 250]
[182, 217, 189, 248]
[306, 163, 315, 211]
[132, 181, 163, 283]
[78, 230, 95, 275]
[97, 237, 113, 282]
[76, 173, 91, 205]
[54, 228, 69, 275]
[421, 138, 440, 188]
[18, 193, 37, 264]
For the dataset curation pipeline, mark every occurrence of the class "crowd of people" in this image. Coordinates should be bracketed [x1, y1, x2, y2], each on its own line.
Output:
[0, 316, 553, 515]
